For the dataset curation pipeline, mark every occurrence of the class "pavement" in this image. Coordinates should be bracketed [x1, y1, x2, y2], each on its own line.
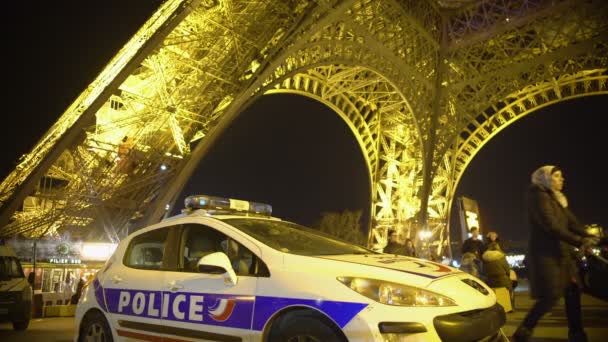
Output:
[502, 279, 608, 341]
[0, 316, 74, 342]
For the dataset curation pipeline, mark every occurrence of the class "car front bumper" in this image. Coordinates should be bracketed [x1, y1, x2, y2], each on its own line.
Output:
[433, 303, 506, 341]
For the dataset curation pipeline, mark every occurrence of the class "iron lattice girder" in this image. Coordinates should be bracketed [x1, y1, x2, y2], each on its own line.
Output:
[449, 69, 608, 189]
[0, 0, 605, 257]
[430, 0, 608, 199]
[264, 64, 421, 229]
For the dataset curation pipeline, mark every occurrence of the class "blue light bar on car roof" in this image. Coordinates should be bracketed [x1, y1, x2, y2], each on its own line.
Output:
[184, 194, 272, 216]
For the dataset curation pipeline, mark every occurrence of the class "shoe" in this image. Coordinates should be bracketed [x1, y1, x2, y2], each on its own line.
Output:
[568, 330, 588, 342]
[512, 326, 532, 342]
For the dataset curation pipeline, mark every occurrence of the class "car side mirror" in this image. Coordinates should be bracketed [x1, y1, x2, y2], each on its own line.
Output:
[197, 252, 238, 286]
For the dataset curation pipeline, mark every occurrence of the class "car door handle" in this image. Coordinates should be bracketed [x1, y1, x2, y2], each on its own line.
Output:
[168, 281, 184, 291]
[111, 275, 123, 284]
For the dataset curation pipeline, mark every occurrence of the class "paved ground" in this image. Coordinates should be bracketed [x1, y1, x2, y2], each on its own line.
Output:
[502, 279, 608, 341]
[1, 280, 606, 341]
[0, 316, 74, 342]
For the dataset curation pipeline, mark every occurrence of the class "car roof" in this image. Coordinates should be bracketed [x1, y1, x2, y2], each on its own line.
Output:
[163, 208, 281, 221]
[123, 209, 282, 241]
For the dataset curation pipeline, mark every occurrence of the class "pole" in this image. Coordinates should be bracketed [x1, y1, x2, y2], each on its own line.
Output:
[32, 240, 37, 288]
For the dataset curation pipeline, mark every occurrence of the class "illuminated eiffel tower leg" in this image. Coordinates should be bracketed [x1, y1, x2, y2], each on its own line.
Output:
[0, 0, 605, 260]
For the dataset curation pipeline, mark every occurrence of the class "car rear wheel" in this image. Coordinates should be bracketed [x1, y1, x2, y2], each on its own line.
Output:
[79, 311, 114, 342]
[12, 320, 29, 331]
[269, 311, 344, 342]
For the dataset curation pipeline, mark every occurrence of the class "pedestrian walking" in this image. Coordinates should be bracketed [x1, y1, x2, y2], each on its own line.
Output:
[512, 165, 599, 342]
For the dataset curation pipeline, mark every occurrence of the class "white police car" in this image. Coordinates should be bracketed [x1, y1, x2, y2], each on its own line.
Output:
[75, 195, 506, 342]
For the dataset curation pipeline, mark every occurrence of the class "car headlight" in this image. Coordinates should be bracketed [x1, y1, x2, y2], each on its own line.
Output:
[337, 276, 456, 307]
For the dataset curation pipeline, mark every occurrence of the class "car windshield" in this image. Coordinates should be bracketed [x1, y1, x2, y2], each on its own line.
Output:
[222, 218, 376, 256]
[0, 256, 25, 280]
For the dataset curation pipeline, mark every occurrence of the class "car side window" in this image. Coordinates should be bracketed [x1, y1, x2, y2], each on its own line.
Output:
[124, 227, 169, 270]
[180, 224, 263, 276]
[180, 224, 225, 272]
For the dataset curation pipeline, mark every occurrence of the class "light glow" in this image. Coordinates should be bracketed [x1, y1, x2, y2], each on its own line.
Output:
[81, 243, 118, 260]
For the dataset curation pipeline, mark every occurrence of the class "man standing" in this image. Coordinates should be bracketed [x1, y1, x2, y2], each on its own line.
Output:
[384, 229, 406, 255]
[461, 227, 484, 276]
[462, 227, 484, 258]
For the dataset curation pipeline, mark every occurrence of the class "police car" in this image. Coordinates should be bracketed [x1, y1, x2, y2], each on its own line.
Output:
[75, 195, 506, 342]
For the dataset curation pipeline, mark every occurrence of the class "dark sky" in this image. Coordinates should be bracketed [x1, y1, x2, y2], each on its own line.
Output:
[4, 1, 606, 247]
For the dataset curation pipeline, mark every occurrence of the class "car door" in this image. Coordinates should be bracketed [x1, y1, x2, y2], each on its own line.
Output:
[101, 226, 175, 341]
[161, 221, 263, 342]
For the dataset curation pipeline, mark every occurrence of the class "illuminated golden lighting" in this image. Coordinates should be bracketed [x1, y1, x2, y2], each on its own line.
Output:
[81, 243, 118, 260]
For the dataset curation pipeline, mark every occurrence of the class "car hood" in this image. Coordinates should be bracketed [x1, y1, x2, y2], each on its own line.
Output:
[316, 254, 461, 282]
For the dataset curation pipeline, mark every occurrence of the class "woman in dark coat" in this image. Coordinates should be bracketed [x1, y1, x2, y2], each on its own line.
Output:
[513, 165, 598, 342]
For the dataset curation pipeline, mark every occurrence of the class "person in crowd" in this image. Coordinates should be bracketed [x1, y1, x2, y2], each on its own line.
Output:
[513, 165, 599, 342]
[70, 278, 86, 305]
[462, 226, 484, 258]
[486, 231, 499, 243]
[383, 229, 406, 255]
[462, 226, 484, 273]
[403, 238, 416, 257]
[484, 231, 499, 251]
[482, 241, 513, 311]
[460, 251, 480, 277]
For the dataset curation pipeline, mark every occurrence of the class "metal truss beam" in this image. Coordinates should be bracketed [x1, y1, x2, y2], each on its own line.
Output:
[0, 0, 605, 262]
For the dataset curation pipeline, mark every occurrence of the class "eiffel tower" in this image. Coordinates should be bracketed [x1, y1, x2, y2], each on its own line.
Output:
[1, 0, 606, 257]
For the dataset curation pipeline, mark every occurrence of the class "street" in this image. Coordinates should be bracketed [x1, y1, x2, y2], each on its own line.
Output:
[0, 316, 74, 342]
[502, 280, 608, 342]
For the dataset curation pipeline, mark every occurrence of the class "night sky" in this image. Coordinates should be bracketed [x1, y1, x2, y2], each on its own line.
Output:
[4, 1, 606, 249]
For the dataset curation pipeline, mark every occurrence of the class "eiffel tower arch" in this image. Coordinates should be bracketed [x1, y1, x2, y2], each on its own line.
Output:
[1, 1, 606, 259]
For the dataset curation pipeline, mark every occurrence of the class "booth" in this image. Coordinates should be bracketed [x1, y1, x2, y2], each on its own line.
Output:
[5, 238, 116, 317]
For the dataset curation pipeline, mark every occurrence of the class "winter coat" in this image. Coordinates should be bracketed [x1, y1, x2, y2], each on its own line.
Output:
[526, 184, 589, 300]
[384, 241, 406, 255]
[482, 249, 512, 289]
[462, 238, 484, 258]
[403, 245, 416, 257]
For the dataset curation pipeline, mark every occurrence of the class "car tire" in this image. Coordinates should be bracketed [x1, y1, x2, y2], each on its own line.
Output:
[79, 311, 114, 342]
[12, 320, 29, 331]
[270, 311, 343, 342]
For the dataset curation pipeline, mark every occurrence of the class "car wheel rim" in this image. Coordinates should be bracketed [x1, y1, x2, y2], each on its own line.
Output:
[85, 323, 107, 342]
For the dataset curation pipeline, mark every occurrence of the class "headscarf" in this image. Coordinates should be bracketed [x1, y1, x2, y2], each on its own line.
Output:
[531, 165, 568, 208]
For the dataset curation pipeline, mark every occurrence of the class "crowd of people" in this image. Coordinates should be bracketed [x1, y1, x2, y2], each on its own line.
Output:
[459, 227, 517, 311]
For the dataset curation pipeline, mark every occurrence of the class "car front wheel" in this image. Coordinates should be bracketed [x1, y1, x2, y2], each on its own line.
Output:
[270, 311, 344, 342]
[79, 311, 114, 342]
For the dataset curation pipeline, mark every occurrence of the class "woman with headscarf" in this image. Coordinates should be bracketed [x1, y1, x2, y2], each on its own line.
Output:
[513, 165, 599, 342]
